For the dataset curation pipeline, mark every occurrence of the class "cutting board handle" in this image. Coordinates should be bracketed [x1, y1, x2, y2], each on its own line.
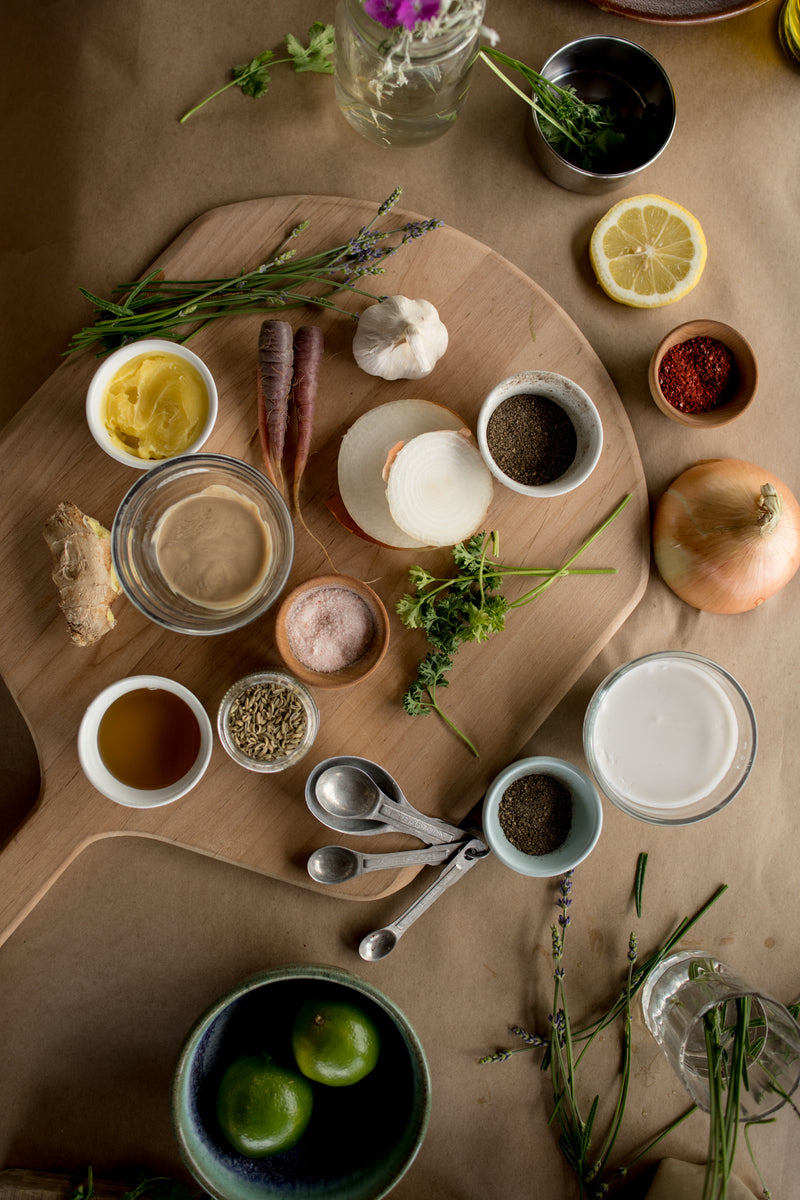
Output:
[0, 787, 110, 950]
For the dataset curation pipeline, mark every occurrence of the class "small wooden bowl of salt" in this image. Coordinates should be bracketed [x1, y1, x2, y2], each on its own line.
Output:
[275, 574, 390, 690]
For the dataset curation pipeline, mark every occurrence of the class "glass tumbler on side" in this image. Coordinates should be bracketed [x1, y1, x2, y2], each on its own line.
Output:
[642, 951, 800, 1120]
[334, 0, 486, 147]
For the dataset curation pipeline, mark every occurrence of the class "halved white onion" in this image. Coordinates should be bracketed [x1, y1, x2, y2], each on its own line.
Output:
[386, 429, 494, 547]
[337, 399, 467, 549]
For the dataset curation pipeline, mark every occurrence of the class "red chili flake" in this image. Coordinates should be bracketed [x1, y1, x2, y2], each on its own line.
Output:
[658, 336, 738, 414]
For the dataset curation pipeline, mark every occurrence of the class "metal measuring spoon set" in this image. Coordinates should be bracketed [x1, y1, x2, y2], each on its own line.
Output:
[304, 756, 490, 960]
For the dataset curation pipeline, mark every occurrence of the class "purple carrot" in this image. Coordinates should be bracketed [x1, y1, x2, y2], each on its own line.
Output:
[291, 325, 324, 513]
[257, 319, 293, 494]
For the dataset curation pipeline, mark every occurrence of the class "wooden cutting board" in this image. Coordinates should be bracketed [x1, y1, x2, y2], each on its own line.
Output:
[0, 195, 649, 947]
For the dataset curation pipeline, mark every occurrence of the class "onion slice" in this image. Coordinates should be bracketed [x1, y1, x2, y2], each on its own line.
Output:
[386, 429, 494, 547]
[653, 458, 800, 613]
[337, 399, 468, 549]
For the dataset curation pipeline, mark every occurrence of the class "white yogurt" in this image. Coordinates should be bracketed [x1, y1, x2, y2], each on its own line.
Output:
[590, 658, 738, 809]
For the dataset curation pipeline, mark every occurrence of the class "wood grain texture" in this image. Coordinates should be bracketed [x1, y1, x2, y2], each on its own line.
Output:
[0, 1173, 152, 1200]
[0, 195, 649, 946]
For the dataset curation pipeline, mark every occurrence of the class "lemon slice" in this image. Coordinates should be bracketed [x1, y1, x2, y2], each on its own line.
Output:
[590, 195, 707, 308]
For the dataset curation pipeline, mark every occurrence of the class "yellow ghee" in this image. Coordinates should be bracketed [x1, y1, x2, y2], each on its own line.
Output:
[102, 351, 209, 460]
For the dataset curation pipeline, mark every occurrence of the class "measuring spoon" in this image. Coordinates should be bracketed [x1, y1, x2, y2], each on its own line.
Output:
[307, 841, 458, 885]
[314, 764, 464, 845]
[358, 836, 491, 961]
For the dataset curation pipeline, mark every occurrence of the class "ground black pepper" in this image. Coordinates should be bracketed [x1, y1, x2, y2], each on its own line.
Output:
[498, 773, 573, 856]
[486, 394, 577, 486]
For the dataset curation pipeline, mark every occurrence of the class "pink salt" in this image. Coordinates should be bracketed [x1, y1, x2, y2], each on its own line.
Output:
[286, 585, 376, 673]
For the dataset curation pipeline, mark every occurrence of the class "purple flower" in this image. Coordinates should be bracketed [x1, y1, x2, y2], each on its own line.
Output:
[364, 0, 403, 27]
[364, 0, 442, 29]
[396, 0, 442, 28]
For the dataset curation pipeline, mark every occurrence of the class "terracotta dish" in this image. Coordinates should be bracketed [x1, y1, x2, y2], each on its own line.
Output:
[275, 574, 390, 690]
[585, 0, 770, 23]
[648, 319, 758, 428]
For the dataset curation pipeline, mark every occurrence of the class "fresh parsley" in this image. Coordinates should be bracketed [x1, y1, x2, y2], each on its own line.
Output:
[180, 23, 335, 124]
[479, 47, 648, 172]
[397, 495, 631, 756]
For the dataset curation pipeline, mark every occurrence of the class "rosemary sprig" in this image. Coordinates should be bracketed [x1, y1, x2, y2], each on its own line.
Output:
[399, 494, 630, 756]
[634, 851, 648, 919]
[690, 956, 800, 1200]
[67, 188, 442, 356]
[479, 858, 728, 1197]
[702, 987, 752, 1200]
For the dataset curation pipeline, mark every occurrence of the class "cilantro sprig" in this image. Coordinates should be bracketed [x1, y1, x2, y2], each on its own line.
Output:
[399, 494, 631, 756]
[180, 23, 335, 124]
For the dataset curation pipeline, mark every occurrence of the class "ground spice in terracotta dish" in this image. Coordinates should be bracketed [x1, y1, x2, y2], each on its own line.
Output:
[658, 336, 737, 414]
[286, 585, 376, 673]
[486, 393, 577, 486]
[498, 773, 573, 856]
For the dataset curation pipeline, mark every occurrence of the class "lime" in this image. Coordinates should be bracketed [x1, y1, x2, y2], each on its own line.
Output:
[215, 1052, 313, 1157]
[291, 998, 381, 1087]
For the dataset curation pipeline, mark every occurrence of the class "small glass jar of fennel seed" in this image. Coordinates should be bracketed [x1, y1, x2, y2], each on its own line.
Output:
[217, 670, 319, 773]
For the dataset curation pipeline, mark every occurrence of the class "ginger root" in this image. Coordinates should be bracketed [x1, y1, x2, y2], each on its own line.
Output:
[43, 502, 122, 646]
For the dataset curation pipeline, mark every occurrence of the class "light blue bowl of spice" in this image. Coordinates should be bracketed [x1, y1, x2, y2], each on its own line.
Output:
[482, 756, 603, 877]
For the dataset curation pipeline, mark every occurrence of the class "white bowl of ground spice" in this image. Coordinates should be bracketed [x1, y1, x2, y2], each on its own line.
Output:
[482, 756, 603, 877]
[477, 371, 603, 498]
[275, 574, 390, 690]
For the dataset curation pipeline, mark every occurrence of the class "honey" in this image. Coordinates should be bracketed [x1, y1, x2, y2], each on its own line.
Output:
[97, 687, 202, 790]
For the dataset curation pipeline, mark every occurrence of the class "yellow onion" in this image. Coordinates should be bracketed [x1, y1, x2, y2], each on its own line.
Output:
[653, 458, 800, 614]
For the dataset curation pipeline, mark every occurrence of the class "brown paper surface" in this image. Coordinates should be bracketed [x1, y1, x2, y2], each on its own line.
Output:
[1, 0, 799, 1196]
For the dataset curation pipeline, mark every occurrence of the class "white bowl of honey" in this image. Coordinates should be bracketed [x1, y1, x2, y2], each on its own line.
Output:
[78, 674, 213, 807]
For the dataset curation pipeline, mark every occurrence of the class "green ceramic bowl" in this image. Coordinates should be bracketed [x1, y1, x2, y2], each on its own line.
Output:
[171, 964, 431, 1200]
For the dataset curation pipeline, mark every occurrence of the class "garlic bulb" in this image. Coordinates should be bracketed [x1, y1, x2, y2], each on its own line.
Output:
[352, 296, 448, 380]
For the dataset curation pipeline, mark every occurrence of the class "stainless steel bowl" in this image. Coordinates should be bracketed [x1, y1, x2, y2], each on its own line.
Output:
[527, 36, 676, 195]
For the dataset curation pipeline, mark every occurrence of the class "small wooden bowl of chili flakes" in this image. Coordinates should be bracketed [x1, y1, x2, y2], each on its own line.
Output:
[648, 319, 758, 428]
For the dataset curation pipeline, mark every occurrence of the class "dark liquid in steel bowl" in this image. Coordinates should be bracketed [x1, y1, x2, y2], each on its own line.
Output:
[545, 69, 666, 173]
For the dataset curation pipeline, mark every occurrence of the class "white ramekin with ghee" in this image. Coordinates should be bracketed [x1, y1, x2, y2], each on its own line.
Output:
[86, 338, 218, 470]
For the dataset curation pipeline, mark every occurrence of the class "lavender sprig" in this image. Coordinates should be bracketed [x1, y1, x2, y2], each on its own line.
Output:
[67, 189, 442, 356]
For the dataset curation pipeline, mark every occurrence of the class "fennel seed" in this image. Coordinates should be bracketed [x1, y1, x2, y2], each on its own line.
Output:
[227, 681, 307, 760]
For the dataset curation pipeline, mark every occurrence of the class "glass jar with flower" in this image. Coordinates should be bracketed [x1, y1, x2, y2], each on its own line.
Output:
[334, 0, 487, 147]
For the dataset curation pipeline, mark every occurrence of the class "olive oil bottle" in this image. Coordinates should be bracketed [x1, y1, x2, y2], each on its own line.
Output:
[780, 0, 800, 66]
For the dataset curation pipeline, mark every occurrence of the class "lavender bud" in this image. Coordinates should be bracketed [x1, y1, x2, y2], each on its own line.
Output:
[628, 932, 638, 962]
[477, 1049, 511, 1064]
[378, 187, 402, 215]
